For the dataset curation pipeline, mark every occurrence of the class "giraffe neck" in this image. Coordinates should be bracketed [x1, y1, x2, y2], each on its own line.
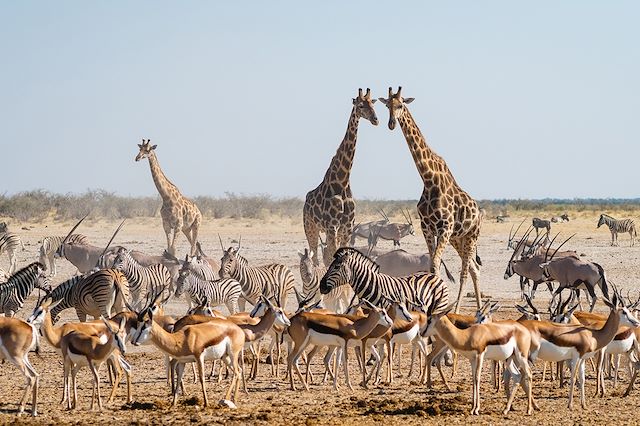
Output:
[147, 152, 178, 201]
[322, 106, 360, 188]
[397, 108, 449, 186]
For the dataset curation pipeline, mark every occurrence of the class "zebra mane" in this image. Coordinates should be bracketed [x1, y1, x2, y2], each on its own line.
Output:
[334, 247, 380, 273]
[3, 262, 41, 285]
[601, 213, 615, 219]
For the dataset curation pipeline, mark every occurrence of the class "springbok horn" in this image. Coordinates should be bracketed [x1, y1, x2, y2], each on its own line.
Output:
[61, 213, 89, 246]
[99, 219, 126, 260]
[237, 236, 242, 251]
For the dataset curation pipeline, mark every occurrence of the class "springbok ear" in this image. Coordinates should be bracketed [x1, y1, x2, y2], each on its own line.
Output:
[403, 98, 415, 104]
[101, 316, 114, 333]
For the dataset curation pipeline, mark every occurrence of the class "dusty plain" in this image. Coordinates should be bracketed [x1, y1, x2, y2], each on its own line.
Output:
[0, 213, 639, 425]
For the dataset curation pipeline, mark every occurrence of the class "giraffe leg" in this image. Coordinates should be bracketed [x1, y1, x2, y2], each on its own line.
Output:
[303, 217, 322, 266]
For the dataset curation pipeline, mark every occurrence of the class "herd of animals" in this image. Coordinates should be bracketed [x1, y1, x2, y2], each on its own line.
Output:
[0, 87, 639, 418]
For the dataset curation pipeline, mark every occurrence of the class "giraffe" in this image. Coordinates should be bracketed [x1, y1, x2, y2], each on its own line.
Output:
[379, 87, 483, 313]
[135, 139, 202, 256]
[303, 88, 378, 266]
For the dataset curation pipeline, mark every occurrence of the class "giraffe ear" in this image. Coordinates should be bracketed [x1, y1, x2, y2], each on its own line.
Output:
[378, 98, 389, 105]
[352, 98, 357, 104]
[371, 99, 377, 104]
[403, 98, 415, 104]
[151, 145, 157, 150]
[137, 144, 143, 149]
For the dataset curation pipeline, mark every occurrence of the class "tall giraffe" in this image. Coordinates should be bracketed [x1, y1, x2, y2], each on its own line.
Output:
[303, 88, 378, 266]
[135, 139, 202, 256]
[379, 87, 482, 312]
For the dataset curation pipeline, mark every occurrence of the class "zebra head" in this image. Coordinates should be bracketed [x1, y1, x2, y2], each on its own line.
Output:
[175, 260, 191, 298]
[352, 88, 378, 126]
[597, 214, 606, 228]
[297, 248, 315, 285]
[319, 248, 355, 295]
[111, 247, 132, 270]
[135, 139, 157, 162]
[378, 86, 414, 131]
[35, 268, 53, 293]
[219, 246, 241, 279]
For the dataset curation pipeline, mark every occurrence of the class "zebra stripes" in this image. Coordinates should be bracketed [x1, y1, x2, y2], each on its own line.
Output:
[0, 231, 24, 274]
[39, 234, 89, 276]
[112, 248, 171, 306]
[175, 265, 242, 314]
[0, 262, 51, 317]
[319, 247, 448, 314]
[219, 247, 295, 310]
[49, 269, 130, 323]
[598, 214, 637, 247]
[298, 248, 351, 313]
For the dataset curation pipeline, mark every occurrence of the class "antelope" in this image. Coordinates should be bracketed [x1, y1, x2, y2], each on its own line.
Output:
[507, 221, 551, 255]
[27, 298, 133, 406]
[0, 316, 40, 416]
[287, 300, 393, 391]
[349, 216, 388, 246]
[422, 299, 534, 415]
[518, 287, 640, 409]
[374, 248, 455, 281]
[60, 317, 128, 410]
[504, 231, 579, 300]
[367, 209, 415, 248]
[131, 306, 245, 407]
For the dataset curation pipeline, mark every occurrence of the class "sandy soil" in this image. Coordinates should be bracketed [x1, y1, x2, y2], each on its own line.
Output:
[1, 213, 639, 425]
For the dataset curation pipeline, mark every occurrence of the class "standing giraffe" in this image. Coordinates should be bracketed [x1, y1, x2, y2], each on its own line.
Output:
[303, 88, 378, 266]
[135, 139, 202, 256]
[379, 87, 482, 312]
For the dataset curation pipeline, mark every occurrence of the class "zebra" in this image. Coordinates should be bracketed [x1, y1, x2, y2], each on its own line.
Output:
[597, 214, 637, 247]
[0, 231, 25, 274]
[0, 262, 51, 317]
[39, 234, 89, 276]
[48, 269, 130, 323]
[219, 245, 296, 311]
[297, 248, 352, 313]
[319, 247, 449, 314]
[112, 247, 171, 308]
[531, 217, 551, 236]
[175, 263, 242, 314]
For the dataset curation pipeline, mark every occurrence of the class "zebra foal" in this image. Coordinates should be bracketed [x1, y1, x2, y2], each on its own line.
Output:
[175, 259, 242, 314]
[0, 262, 51, 317]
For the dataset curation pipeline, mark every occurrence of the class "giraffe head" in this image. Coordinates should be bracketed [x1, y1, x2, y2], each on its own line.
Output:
[135, 139, 157, 162]
[353, 88, 379, 126]
[378, 86, 414, 130]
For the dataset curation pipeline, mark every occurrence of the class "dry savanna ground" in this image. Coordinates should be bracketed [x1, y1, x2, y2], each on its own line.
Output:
[1, 212, 640, 425]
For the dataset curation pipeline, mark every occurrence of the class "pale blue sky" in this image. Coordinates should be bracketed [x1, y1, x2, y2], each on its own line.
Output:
[1, 1, 638, 200]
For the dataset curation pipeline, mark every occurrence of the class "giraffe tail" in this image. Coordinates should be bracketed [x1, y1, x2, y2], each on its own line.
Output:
[440, 260, 456, 283]
[475, 248, 483, 267]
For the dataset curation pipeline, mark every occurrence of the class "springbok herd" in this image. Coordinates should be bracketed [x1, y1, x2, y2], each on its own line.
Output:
[0, 88, 639, 420]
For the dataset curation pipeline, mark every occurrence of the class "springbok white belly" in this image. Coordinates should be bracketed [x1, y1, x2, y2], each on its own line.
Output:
[605, 335, 635, 355]
[391, 325, 420, 345]
[484, 338, 517, 361]
[308, 330, 344, 348]
[202, 336, 231, 360]
[537, 338, 578, 362]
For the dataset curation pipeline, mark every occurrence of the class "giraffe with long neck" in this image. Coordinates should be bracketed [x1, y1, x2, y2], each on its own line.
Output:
[135, 139, 202, 256]
[379, 87, 483, 312]
[303, 88, 378, 265]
